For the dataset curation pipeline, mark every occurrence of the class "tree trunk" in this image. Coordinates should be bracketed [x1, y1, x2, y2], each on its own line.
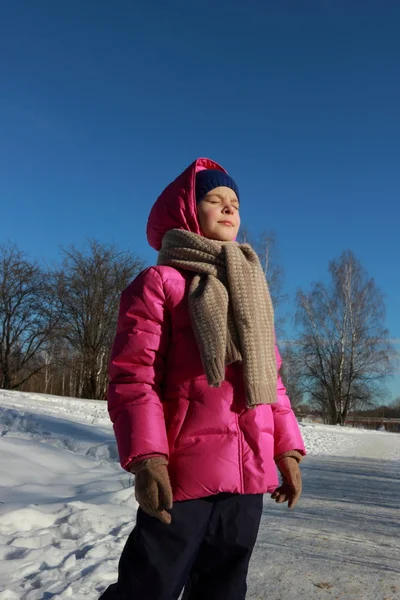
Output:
[2, 369, 12, 389]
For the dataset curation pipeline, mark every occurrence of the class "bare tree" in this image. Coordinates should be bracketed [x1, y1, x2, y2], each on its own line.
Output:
[238, 229, 286, 334]
[294, 251, 397, 425]
[0, 244, 61, 389]
[279, 343, 304, 411]
[55, 240, 144, 400]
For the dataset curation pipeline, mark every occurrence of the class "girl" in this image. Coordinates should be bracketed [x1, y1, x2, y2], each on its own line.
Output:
[100, 158, 306, 600]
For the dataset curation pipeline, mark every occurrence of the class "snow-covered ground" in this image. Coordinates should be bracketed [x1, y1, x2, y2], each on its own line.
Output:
[0, 390, 399, 600]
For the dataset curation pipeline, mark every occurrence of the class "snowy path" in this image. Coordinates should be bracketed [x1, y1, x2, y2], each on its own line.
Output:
[0, 391, 399, 600]
[250, 456, 400, 600]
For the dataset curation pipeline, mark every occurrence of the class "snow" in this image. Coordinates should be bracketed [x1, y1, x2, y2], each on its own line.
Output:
[0, 390, 399, 600]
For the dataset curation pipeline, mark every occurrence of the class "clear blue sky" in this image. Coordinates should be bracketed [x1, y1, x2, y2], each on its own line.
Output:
[1, 1, 399, 397]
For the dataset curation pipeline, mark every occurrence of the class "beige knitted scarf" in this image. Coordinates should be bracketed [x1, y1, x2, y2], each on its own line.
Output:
[158, 229, 277, 407]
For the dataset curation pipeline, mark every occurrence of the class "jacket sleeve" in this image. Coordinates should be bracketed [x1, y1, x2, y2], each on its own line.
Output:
[271, 344, 306, 459]
[108, 267, 170, 470]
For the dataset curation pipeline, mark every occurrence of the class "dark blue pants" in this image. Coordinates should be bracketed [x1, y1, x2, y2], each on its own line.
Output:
[99, 493, 263, 600]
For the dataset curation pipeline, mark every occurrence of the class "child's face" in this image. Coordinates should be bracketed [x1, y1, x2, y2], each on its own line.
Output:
[197, 186, 240, 242]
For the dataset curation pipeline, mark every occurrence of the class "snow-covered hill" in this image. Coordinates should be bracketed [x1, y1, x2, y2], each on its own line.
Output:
[0, 390, 399, 599]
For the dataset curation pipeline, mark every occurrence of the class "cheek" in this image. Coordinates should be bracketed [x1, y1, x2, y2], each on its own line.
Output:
[198, 207, 215, 232]
[204, 208, 220, 227]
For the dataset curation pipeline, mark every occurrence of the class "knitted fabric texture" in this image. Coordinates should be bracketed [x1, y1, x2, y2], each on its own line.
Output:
[158, 229, 277, 407]
[195, 169, 240, 203]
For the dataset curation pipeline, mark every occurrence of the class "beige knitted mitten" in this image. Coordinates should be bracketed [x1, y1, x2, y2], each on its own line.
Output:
[131, 457, 173, 524]
[272, 454, 303, 509]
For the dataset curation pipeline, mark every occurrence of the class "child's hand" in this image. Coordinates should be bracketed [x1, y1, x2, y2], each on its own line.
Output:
[272, 456, 302, 509]
[131, 457, 173, 524]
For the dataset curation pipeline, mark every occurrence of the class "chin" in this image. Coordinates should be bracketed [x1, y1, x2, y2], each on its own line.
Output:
[213, 226, 237, 242]
[210, 234, 233, 242]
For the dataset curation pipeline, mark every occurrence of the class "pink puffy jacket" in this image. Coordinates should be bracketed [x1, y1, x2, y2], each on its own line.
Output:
[108, 158, 306, 501]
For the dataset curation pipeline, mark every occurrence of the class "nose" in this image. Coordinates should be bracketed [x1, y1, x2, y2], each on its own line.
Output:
[222, 204, 234, 215]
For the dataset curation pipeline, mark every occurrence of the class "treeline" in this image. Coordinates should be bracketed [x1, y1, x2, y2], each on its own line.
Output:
[0, 241, 144, 399]
[351, 401, 400, 419]
[297, 399, 400, 421]
[0, 238, 398, 424]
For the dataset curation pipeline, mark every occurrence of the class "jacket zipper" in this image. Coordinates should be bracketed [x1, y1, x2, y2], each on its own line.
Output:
[236, 412, 244, 494]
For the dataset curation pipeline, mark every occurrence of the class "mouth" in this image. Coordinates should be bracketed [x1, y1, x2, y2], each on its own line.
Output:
[218, 221, 234, 227]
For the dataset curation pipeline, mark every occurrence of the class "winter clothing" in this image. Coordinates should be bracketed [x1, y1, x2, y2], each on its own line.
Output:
[146, 158, 226, 251]
[275, 449, 303, 463]
[108, 158, 306, 503]
[195, 168, 239, 203]
[157, 228, 276, 407]
[131, 456, 173, 524]
[99, 493, 263, 600]
[272, 456, 303, 509]
[102, 157, 306, 600]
